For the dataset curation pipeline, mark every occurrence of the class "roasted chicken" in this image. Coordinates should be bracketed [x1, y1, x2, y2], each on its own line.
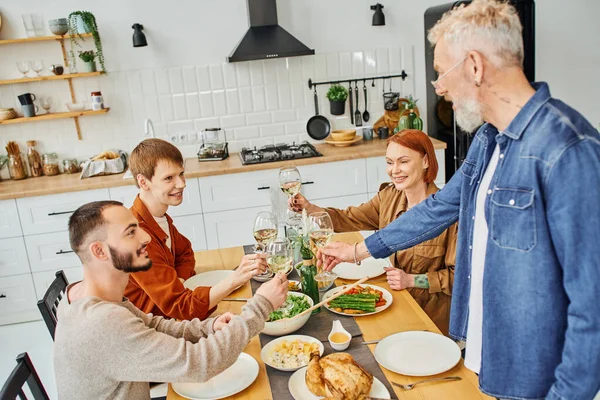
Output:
[305, 352, 373, 400]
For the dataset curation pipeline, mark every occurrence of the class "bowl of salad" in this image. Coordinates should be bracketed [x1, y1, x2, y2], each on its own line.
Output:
[263, 292, 314, 336]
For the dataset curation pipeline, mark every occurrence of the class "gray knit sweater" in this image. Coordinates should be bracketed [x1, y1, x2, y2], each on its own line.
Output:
[53, 287, 273, 400]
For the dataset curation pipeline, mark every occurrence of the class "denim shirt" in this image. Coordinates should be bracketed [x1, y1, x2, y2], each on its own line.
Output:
[365, 83, 600, 400]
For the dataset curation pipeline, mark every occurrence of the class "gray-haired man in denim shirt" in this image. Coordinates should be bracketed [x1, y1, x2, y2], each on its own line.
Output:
[317, 1, 600, 399]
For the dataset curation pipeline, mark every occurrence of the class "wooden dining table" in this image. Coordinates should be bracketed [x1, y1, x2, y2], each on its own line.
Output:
[167, 232, 492, 400]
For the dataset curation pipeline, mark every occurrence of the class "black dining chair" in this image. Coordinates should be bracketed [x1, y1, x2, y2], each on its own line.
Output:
[0, 352, 50, 400]
[36, 270, 69, 340]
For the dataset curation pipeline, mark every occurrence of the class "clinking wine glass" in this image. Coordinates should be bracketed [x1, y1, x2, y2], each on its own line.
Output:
[279, 166, 302, 222]
[265, 240, 293, 276]
[253, 211, 278, 252]
[31, 60, 44, 77]
[16, 61, 31, 78]
[309, 211, 338, 290]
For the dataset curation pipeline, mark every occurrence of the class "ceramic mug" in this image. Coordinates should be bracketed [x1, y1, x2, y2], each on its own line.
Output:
[22, 104, 39, 117]
[18, 93, 37, 105]
[377, 127, 389, 139]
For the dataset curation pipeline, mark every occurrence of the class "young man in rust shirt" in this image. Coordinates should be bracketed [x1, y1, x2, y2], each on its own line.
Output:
[125, 139, 268, 320]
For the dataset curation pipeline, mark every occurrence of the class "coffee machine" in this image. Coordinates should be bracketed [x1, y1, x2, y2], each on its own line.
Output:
[424, 0, 535, 180]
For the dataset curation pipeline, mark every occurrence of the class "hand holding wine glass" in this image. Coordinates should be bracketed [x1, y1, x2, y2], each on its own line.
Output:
[279, 166, 302, 222]
[309, 211, 338, 289]
[265, 240, 293, 275]
[252, 211, 278, 253]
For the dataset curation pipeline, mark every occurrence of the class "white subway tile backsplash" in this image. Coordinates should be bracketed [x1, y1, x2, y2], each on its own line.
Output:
[144, 96, 161, 122]
[186, 93, 201, 119]
[265, 85, 279, 110]
[263, 59, 278, 85]
[228, 140, 249, 153]
[402, 45, 415, 71]
[196, 66, 211, 91]
[239, 87, 253, 113]
[220, 114, 245, 129]
[364, 51, 377, 75]
[223, 63, 238, 89]
[199, 92, 215, 118]
[194, 117, 220, 131]
[236, 62, 251, 87]
[275, 59, 290, 84]
[169, 68, 185, 94]
[249, 137, 274, 148]
[389, 47, 402, 73]
[326, 53, 340, 79]
[212, 90, 227, 116]
[291, 83, 305, 108]
[285, 121, 306, 135]
[272, 109, 296, 123]
[376, 48, 390, 74]
[155, 69, 171, 95]
[278, 85, 292, 109]
[251, 86, 266, 111]
[159, 95, 175, 122]
[173, 94, 188, 120]
[182, 66, 199, 93]
[352, 52, 365, 76]
[246, 111, 271, 126]
[167, 120, 194, 134]
[225, 89, 240, 115]
[288, 58, 303, 83]
[260, 124, 285, 137]
[339, 52, 352, 78]
[250, 62, 264, 86]
[314, 54, 327, 80]
[234, 126, 260, 140]
[127, 71, 143, 94]
[209, 64, 224, 90]
[301, 56, 314, 83]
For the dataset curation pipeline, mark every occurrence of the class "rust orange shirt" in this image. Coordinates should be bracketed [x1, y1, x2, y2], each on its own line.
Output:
[124, 195, 214, 320]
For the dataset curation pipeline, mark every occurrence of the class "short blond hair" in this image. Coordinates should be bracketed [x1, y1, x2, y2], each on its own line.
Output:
[428, 0, 523, 69]
[130, 139, 183, 188]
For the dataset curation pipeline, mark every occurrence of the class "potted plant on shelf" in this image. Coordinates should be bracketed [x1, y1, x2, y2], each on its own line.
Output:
[68, 11, 105, 73]
[78, 50, 97, 72]
[326, 84, 348, 116]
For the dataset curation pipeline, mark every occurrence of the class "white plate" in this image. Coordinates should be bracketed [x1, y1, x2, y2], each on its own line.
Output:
[374, 331, 461, 376]
[322, 284, 393, 317]
[252, 270, 274, 282]
[260, 335, 324, 372]
[184, 270, 234, 289]
[332, 257, 390, 280]
[288, 366, 391, 399]
[171, 352, 259, 400]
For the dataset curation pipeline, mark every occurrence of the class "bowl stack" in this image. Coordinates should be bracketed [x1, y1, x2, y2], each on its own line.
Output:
[325, 129, 362, 147]
[49, 18, 69, 36]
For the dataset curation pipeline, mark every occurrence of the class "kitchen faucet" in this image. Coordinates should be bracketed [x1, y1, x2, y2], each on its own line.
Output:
[144, 118, 155, 138]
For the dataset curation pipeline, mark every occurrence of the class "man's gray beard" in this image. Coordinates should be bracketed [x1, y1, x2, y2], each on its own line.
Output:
[455, 98, 484, 133]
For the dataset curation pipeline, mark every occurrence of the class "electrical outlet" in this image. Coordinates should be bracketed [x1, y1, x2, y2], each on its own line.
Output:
[179, 132, 188, 144]
[187, 132, 198, 143]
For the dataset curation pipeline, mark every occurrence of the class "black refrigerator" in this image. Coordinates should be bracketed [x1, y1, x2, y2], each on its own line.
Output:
[424, 0, 535, 181]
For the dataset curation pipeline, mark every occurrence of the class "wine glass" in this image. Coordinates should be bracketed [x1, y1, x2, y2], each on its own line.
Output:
[265, 240, 293, 275]
[40, 96, 52, 114]
[31, 60, 44, 77]
[16, 61, 31, 78]
[309, 211, 338, 290]
[279, 166, 302, 222]
[253, 211, 278, 253]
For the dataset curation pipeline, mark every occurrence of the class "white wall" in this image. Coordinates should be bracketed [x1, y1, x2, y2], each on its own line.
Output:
[0, 0, 598, 174]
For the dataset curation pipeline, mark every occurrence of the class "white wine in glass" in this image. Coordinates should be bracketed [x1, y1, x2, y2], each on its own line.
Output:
[309, 229, 334, 248]
[252, 211, 278, 253]
[266, 240, 293, 274]
[309, 212, 338, 290]
[254, 228, 278, 248]
[279, 166, 302, 222]
[280, 180, 301, 196]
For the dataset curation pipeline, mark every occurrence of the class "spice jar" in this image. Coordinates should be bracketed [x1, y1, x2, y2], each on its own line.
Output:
[42, 153, 60, 176]
[62, 158, 80, 174]
[91, 91, 104, 111]
[26, 140, 43, 177]
[8, 154, 28, 180]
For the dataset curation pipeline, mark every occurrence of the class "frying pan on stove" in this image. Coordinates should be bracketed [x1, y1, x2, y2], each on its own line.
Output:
[306, 89, 331, 140]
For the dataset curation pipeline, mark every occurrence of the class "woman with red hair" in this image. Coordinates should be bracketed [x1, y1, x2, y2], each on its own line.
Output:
[290, 129, 457, 334]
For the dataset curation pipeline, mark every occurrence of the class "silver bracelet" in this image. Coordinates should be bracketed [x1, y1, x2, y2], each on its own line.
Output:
[354, 242, 361, 266]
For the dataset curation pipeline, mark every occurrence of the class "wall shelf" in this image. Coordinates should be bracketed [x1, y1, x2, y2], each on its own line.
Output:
[0, 108, 110, 125]
[0, 33, 93, 45]
[0, 71, 105, 86]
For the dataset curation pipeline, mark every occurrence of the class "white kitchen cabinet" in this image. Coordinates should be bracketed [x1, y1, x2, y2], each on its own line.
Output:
[199, 169, 275, 213]
[0, 274, 39, 325]
[0, 237, 30, 277]
[172, 214, 208, 251]
[24, 231, 81, 273]
[0, 199, 22, 239]
[203, 205, 271, 250]
[32, 266, 83, 299]
[17, 189, 111, 235]
[109, 178, 202, 217]
[297, 159, 368, 201]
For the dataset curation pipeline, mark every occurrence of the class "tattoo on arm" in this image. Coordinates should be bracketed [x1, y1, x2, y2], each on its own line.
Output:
[413, 274, 429, 289]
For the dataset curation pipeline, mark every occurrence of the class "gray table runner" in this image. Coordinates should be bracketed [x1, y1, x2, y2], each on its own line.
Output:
[243, 245, 398, 400]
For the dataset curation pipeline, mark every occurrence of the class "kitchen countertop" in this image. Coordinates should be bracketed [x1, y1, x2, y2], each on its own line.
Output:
[0, 137, 446, 201]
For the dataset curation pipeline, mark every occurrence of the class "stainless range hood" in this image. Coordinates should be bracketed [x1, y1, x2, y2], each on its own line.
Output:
[227, 0, 315, 62]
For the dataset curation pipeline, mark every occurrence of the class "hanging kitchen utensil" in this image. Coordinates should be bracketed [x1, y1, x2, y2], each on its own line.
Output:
[389, 77, 393, 92]
[306, 88, 331, 140]
[354, 82, 362, 127]
[349, 81, 354, 125]
[362, 80, 370, 122]
[371, 78, 375, 87]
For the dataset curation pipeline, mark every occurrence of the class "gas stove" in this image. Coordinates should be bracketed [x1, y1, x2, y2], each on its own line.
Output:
[239, 141, 322, 165]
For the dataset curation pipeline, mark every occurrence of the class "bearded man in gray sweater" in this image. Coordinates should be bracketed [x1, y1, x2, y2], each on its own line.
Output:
[54, 200, 288, 400]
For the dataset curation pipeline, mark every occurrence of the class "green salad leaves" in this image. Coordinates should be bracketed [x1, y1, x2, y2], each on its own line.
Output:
[267, 295, 311, 321]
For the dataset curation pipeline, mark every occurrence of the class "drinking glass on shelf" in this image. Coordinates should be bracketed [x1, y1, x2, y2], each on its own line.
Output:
[21, 14, 35, 38]
[16, 61, 31, 78]
[279, 166, 302, 222]
[31, 60, 44, 77]
[308, 211, 338, 290]
[265, 240, 293, 275]
[40, 96, 52, 114]
[252, 211, 278, 253]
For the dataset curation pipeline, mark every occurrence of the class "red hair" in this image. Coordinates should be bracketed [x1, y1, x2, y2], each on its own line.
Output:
[387, 129, 438, 184]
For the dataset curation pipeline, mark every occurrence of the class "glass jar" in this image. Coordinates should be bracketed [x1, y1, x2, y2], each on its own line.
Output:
[91, 91, 104, 111]
[26, 140, 43, 177]
[42, 153, 60, 176]
[62, 158, 80, 174]
[8, 154, 28, 180]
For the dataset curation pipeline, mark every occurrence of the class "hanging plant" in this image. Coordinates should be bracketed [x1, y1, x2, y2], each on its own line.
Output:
[326, 84, 348, 116]
[68, 11, 106, 72]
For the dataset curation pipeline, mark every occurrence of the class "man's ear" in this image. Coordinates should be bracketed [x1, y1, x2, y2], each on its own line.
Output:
[89, 241, 109, 262]
[469, 50, 485, 87]
[137, 174, 149, 190]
